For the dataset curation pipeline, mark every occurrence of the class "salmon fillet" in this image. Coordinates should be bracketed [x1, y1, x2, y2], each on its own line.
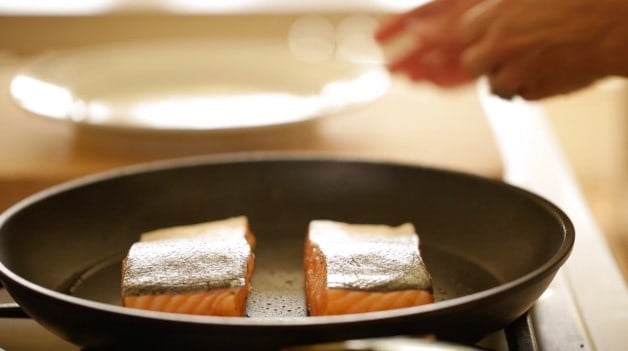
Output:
[122, 216, 255, 317]
[304, 220, 434, 316]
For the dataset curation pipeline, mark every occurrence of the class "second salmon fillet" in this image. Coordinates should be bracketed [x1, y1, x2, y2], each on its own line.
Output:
[304, 220, 434, 316]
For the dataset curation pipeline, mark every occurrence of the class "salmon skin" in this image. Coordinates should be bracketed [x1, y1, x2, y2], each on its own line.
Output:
[304, 220, 434, 316]
[121, 216, 255, 317]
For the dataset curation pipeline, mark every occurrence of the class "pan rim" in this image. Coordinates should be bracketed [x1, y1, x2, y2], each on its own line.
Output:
[0, 152, 575, 327]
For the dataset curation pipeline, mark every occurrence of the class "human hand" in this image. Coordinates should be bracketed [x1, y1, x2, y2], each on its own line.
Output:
[376, 0, 483, 87]
[459, 0, 628, 99]
[376, 0, 628, 100]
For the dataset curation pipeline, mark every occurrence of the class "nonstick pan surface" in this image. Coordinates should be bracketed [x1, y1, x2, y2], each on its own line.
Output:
[0, 155, 574, 350]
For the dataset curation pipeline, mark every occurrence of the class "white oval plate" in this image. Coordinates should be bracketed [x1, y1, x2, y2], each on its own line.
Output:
[10, 38, 390, 132]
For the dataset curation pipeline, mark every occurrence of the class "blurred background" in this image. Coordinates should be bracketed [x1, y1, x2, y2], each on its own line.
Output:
[0, 0, 626, 279]
[543, 79, 628, 278]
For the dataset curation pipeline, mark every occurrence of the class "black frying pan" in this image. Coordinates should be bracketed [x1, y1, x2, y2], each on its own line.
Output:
[0, 155, 573, 350]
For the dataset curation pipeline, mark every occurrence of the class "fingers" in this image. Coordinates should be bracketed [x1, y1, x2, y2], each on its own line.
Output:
[387, 41, 432, 73]
[484, 57, 530, 99]
[375, 0, 456, 43]
[461, 40, 499, 79]
[481, 44, 549, 99]
[375, 12, 413, 43]
[376, 0, 510, 88]
[377, 0, 614, 99]
[482, 44, 598, 100]
[419, 56, 474, 86]
[458, 0, 503, 45]
[387, 36, 474, 87]
[457, 0, 510, 77]
[462, 23, 551, 83]
[393, 51, 474, 87]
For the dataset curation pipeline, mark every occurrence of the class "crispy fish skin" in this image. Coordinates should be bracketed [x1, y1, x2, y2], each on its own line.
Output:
[121, 216, 255, 316]
[305, 220, 434, 316]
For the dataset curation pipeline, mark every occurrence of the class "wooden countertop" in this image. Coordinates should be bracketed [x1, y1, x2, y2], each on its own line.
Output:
[0, 59, 501, 211]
